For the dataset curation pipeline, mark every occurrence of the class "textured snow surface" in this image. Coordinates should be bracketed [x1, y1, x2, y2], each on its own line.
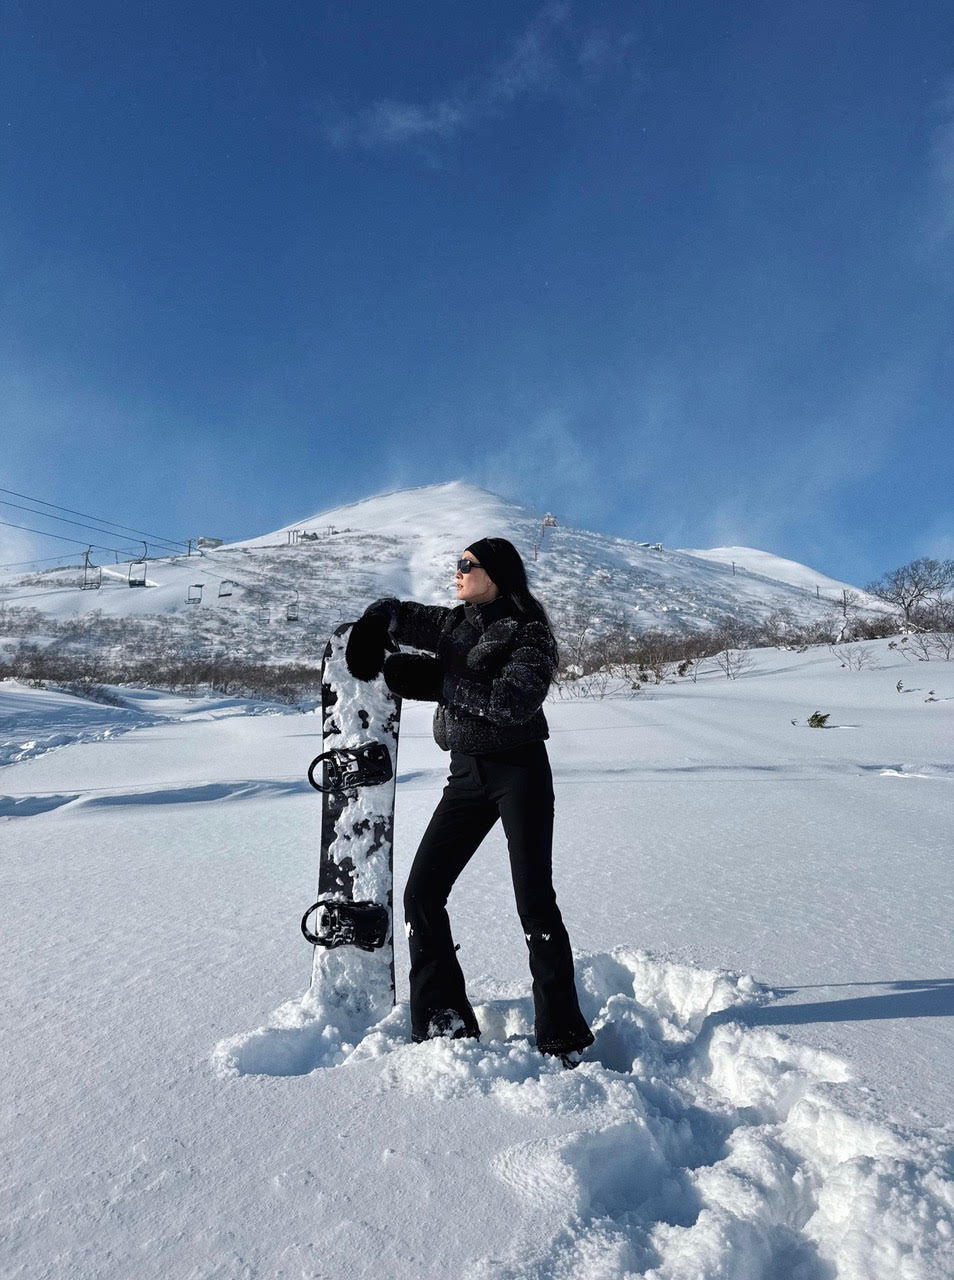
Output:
[2, 637, 953, 1279]
[215, 950, 954, 1280]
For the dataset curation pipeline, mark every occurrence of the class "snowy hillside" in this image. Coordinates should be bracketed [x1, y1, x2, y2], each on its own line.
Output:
[2, 637, 952, 1278]
[676, 545, 861, 596]
[0, 485, 887, 671]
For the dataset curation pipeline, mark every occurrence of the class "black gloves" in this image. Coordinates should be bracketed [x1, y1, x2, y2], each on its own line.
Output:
[346, 607, 394, 681]
[345, 599, 443, 696]
[383, 653, 443, 701]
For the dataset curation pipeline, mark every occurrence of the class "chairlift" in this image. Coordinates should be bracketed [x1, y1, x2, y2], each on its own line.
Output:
[128, 541, 147, 588]
[286, 589, 300, 623]
[218, 580, 234, 600]
[259, 604, 271, 625]
[187, 583, 203, 605]
[81, 548, 102, 591]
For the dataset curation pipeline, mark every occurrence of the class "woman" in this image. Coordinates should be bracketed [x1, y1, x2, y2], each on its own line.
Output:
[345, 536, 593, 1067]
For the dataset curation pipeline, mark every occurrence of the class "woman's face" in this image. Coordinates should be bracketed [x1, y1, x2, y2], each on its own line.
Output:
[456, 549, 500, 605]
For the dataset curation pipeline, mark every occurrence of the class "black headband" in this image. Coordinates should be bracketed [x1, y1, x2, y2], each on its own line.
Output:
[465, 538, 502, 585]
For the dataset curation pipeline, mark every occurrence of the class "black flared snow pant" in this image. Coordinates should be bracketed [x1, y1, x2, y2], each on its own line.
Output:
[403, 742, 593, 1055]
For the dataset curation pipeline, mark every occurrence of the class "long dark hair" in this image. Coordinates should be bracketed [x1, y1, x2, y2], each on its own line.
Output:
[470, 536, 557, 648]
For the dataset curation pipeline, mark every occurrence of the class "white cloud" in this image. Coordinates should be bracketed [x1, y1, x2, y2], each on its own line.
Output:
[474, 406, 602, 521]
[598, 349, 920, 579]
[324, 2, 636, 150]
[0, 521, 48, 575]
[327, 97, 466, 148]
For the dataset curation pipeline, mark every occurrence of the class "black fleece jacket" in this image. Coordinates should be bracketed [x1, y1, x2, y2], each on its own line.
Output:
[365, 596, 557, 754]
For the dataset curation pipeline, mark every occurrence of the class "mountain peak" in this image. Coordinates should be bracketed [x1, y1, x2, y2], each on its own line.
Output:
[231, 481, 537, 549]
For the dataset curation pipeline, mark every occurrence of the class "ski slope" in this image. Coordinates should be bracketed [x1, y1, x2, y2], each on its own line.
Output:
[0, 484, 887, 649]
[1, 637, 952, 1278]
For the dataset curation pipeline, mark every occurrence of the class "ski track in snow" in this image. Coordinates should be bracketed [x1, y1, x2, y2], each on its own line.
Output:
[214, 949, 954, 1279]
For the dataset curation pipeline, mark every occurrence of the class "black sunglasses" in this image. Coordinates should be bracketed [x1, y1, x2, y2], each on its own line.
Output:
[456, 558, 482, 574]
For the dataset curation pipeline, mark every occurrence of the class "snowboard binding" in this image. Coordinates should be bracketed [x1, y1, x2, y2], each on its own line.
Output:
[301, 897, 390, 952]
[307, 742, 393, 795]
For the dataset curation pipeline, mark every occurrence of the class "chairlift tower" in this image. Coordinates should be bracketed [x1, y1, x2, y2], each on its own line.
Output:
[536, 513, 558, 559]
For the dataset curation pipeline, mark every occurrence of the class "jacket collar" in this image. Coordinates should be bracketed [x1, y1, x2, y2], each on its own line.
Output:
[463, 597, 513, 630]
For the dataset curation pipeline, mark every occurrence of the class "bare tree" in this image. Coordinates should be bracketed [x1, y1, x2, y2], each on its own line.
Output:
[713, 647, 755, 680]
[588, 611, 632, 671]
[901, 600, 954, 661]
[864, 558, 954, 626]
[835, 590, 863, 642]
[557, 595, 599, 676]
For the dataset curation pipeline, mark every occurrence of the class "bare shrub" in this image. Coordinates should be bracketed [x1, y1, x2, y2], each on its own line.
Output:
[1, 643, 322, 704]
[903, 631, 954, 662]
[828, 643, 876, 671]
[760, 608, 798, 646]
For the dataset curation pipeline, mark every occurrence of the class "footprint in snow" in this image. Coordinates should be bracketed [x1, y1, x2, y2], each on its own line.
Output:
[213, 948, 954, 1279]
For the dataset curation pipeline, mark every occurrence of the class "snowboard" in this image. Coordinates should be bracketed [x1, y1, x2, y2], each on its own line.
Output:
[300, 622, 402, 1024]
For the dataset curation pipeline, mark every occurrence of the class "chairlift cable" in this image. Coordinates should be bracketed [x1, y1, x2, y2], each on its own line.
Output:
[0, 553, 83, 570]
[0, 486, 188, 550]
[0, 520, 279, 606]
[0, 517, 141, 559]
[0, 585, 106, 605]
[0, 497, 183, 552]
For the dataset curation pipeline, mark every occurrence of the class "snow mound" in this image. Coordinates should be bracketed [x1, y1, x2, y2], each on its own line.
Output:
[213, 948, 954, 1279]
[0, 678, 289, 769]
[0, 679, 151, 766]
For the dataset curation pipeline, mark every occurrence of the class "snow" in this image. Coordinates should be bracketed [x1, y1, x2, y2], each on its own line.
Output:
[0, 484, 888, 641]
[676, 546, 859, 597]
[2, 637, 953, 1278]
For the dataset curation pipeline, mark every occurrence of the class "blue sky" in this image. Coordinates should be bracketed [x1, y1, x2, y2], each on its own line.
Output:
[2, 0, 953, 584]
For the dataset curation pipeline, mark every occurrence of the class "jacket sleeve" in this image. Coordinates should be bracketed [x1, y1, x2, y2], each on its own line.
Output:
[360, 598, 450, 654]
[383, 652, 442, 701]
[452, 623, 556, 725]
